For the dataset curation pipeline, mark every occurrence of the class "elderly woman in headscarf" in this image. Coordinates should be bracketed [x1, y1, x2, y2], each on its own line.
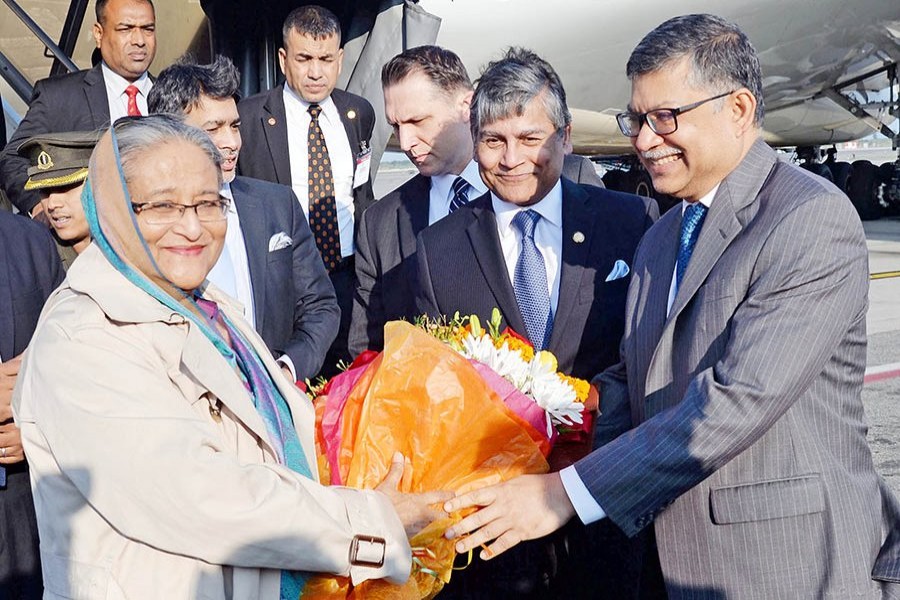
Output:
[12, 115, 449, 599]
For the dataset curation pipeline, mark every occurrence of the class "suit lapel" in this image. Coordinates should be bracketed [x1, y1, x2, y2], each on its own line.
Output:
[180, 323, 277, 457]
[396, 175, 431, 260]
[645, 139, 778, 402]
[332, 90, 361, 165]
[262, 88, 291, 185]
[231, 178, 268, 328]
[548, 180, 594, 352]
[466, 196, 528, 336]
[84, 66, 111, 128]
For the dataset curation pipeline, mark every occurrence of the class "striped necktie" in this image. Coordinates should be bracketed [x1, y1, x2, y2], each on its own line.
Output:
[449, 176, 470, 212]
[512, 209, 553, 350]
[307, 104, 341, 271]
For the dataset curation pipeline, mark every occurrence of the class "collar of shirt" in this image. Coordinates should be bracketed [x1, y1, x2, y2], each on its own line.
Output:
[282, 85, 339, 128]
[428, 160, 488, 225]
[492, 178, 563, 234]
[491, 179, 564, 313]
[220, 181, 236, 213]
[680, 183, 719, 214]
[101, 62, 152, 99]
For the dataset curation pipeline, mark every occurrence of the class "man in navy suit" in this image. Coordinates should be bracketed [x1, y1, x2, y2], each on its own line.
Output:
[415, 48, 655, 598]
[0, 211, 63, 598]
[350, 45, 486, 357]
[149, 56, 339, 383]
[238, 5, 375, 375]
[0, 0, 156, 215]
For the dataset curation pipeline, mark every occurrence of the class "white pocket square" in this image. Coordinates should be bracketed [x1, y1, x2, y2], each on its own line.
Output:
[268, 232, 292, 252]
[605, 259, 630, 282]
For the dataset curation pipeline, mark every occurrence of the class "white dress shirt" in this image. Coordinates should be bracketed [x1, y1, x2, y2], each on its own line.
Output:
[492, 180, 564, 315]
[560, 184, 720, 526]
[101, 63, 151, 121]
[206, 183, 255, 328]
[427, 160, 487, 226]
[283, 87, 355, 257]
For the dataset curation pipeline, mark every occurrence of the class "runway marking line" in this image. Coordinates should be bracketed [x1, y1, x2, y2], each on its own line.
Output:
[865, 362, 900, 384]
[870, 271, 900, 280]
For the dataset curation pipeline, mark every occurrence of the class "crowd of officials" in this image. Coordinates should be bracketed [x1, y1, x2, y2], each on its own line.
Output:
[0, 0, 898, 598]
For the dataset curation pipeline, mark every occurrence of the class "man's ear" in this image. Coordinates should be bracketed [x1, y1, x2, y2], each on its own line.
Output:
[459, 89, 474, 122]
[277, 48, 287, 76]
[562, 123, 573, 153]
[731, 88, 757, 136]
[92, 22, 103, 49]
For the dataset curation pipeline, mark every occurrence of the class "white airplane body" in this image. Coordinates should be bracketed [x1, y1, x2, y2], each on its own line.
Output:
[418, 0, 900, 154]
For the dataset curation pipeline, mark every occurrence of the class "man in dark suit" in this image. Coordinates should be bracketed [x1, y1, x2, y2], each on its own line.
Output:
[0, 0, 156, 215]
[446, 15, 900, 599]
[0, 211, 64, 598]
[415, 47, 654, 380]
[415, 48, 655, 598]
[352, 46, 627, 359]
[149, 56, 339, 382]
[238, 5, 374, 375]
[349, 45, 486, 357]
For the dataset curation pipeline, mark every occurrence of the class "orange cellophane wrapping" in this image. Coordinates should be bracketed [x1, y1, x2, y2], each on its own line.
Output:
[305, 321, 549, 599]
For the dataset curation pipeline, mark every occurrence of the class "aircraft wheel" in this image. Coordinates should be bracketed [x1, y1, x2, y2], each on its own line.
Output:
[830, 161, 852, 191]
[846, 160, 883, 220]
[803, 163, 834, 182]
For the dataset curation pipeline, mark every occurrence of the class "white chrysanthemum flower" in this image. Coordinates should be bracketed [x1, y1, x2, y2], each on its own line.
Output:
[458, 332, 583, 429]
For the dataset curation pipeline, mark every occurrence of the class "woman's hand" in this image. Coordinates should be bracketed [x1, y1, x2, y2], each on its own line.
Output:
[376, 452, 454, 538]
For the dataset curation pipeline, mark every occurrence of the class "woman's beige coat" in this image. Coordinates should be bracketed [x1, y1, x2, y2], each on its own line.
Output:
[13, 246, 411, 599]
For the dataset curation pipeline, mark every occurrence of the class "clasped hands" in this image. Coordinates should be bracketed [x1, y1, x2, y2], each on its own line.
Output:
[376, 452, 576, 558]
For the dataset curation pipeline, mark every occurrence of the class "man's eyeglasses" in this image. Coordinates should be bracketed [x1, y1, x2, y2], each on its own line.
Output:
[615, 90, 735, 137]
[132, 198, 230, 225]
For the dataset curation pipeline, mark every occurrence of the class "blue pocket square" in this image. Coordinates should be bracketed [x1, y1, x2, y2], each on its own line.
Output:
[605, 259, 630, 282]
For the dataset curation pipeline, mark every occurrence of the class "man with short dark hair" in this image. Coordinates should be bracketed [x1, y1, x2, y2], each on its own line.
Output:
[0, 0, 156, 215]
[149, 56, 339, 382]
[349, 45, 486, 356]
[446, 15, 900, 598]
[415, 47, 656, 597]
[238, 5, 374, 375]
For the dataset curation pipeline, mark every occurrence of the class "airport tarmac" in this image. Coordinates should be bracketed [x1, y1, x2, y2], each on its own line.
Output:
[862, 217, 900, 496]
[374, 165, 900, 495]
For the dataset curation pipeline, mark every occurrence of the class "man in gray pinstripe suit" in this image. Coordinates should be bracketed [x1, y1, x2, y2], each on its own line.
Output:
[444, 14, 900, 598]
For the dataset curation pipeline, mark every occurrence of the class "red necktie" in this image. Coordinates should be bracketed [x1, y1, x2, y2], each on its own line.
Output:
[125, 85, 141, 117]
[307, 104, 341, 271]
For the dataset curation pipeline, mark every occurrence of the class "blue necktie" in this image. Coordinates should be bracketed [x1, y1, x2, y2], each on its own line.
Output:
[449, 176, 470, 212]
[676, 202, 709, 289]
[1, 465, 5, 487]
[512, 210, 553, 350]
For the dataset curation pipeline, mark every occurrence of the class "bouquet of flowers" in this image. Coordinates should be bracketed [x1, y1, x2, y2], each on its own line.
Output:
[302, 312, 592, 599]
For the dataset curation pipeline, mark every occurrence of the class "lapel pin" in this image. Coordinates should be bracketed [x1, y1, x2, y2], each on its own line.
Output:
[573, 231, 585, 244]
[267, 117, 276, 126]
[347, 109, 357, 120]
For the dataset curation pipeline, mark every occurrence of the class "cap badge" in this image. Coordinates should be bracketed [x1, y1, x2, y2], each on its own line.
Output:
[37, 151, 54, 170]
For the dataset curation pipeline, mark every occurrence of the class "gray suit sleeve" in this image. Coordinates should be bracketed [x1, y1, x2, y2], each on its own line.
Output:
[576, 192, 869, 537]
[280, 190, 340, 381]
